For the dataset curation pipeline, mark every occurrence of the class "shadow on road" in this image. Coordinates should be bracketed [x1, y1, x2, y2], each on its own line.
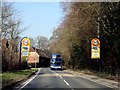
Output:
[50, 68, 66, 71]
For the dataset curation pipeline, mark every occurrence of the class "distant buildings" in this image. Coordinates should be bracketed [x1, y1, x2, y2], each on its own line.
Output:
[28, 47, 50, 67]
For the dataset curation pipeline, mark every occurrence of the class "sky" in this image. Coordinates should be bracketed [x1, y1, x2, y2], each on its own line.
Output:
[14, 2, 63, 39]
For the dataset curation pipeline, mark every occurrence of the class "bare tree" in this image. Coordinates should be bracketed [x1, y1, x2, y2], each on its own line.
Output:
[1, 1, 27, 71]
[35, 36, 49, 50]
[29, 37, 36, 47]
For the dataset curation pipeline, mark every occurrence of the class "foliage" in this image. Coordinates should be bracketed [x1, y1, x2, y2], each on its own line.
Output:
[99, 2, 120, 75]
[49, 2, 120, 76]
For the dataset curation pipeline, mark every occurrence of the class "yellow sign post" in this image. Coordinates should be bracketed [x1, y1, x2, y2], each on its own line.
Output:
[21, 37, 30, 59]
[91, 38, 100, 59]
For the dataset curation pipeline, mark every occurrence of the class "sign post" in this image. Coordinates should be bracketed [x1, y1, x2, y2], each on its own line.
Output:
[21, 37, 30, 58]
[91, 38, 100, 59]
[19, 37, 30, 69]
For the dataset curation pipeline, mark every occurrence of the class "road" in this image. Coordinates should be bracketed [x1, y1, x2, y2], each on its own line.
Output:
[16, 68, 114, 90]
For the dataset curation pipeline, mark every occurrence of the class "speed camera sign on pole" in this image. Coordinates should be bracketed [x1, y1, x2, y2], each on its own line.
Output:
[91, 38, 100, 59]
[21, 37, 30, 57]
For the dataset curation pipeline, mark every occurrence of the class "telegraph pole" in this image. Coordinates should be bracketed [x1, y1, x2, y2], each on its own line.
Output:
[97, 5, 101, 73]
[0, 0, 2, 69]
[98, 13, 100, 39]
[0, 0, 2, 51]
[0, 1, 2, 90]
[19, 37, 24, 70]
[97, 13, 100, 72]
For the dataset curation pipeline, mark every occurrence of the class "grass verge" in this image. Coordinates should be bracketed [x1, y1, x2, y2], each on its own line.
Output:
[1, 68, 38, 89]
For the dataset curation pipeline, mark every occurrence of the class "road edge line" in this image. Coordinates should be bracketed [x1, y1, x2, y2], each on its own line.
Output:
[18, 68, 41, 90]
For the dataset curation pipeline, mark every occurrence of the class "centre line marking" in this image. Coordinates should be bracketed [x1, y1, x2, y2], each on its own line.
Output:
[56, 73, 59, 75]
[59, 75, 63, 79]
[64, 80, 69, 86]
[51, 70, 71, 87]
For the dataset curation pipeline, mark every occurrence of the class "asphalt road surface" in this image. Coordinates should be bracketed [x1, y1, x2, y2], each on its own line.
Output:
[16, 68, 115, 90]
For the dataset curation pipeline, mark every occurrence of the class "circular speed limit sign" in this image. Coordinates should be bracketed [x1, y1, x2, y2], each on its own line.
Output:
[91, 38, 100, 59]
[91, 38, 100, 46]
[22, 38, 30, 46]
[23, 40, 29, 46]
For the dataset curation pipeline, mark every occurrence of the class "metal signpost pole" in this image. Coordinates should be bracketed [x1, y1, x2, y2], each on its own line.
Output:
[19, 38, 24, 70]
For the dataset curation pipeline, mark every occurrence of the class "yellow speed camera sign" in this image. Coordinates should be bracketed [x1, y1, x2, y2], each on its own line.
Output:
[91, 38, 100, 59]
[22, 38, 30, 46]
[21, 37, 30, 57]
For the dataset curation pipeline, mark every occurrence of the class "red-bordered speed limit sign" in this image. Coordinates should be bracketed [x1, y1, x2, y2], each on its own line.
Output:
[91, 38, 100, 46]
[22, 38, 30, 46]
[91, 38, 100, 59]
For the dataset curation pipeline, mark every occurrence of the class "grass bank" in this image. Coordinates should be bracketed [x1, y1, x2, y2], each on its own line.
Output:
[1, 68, 38, 89]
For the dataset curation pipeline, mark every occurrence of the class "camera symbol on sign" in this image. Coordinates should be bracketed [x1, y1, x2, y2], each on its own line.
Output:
[23, 46, 28, 50]
[93, 46, 98, 50]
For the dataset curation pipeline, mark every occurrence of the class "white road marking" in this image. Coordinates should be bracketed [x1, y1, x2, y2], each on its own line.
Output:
[64, 80, 69, 86]
[56, 73, 59, 75]
[50, 70, 73, 88]
[18, 68, 41, 90]
[19, 75, 36, 90]
[59, 75, 63, 79]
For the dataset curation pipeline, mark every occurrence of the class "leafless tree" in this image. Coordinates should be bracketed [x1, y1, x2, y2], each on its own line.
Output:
[29, 37, 35, 47]
[35, 36, 49, 51]
[1, 1, 27, 71]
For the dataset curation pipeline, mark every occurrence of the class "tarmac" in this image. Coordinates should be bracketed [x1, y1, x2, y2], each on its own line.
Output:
[64, 69, 120, 90]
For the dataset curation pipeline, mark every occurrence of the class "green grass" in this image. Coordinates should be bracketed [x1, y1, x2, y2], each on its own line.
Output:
[1, 68, 38, 88]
